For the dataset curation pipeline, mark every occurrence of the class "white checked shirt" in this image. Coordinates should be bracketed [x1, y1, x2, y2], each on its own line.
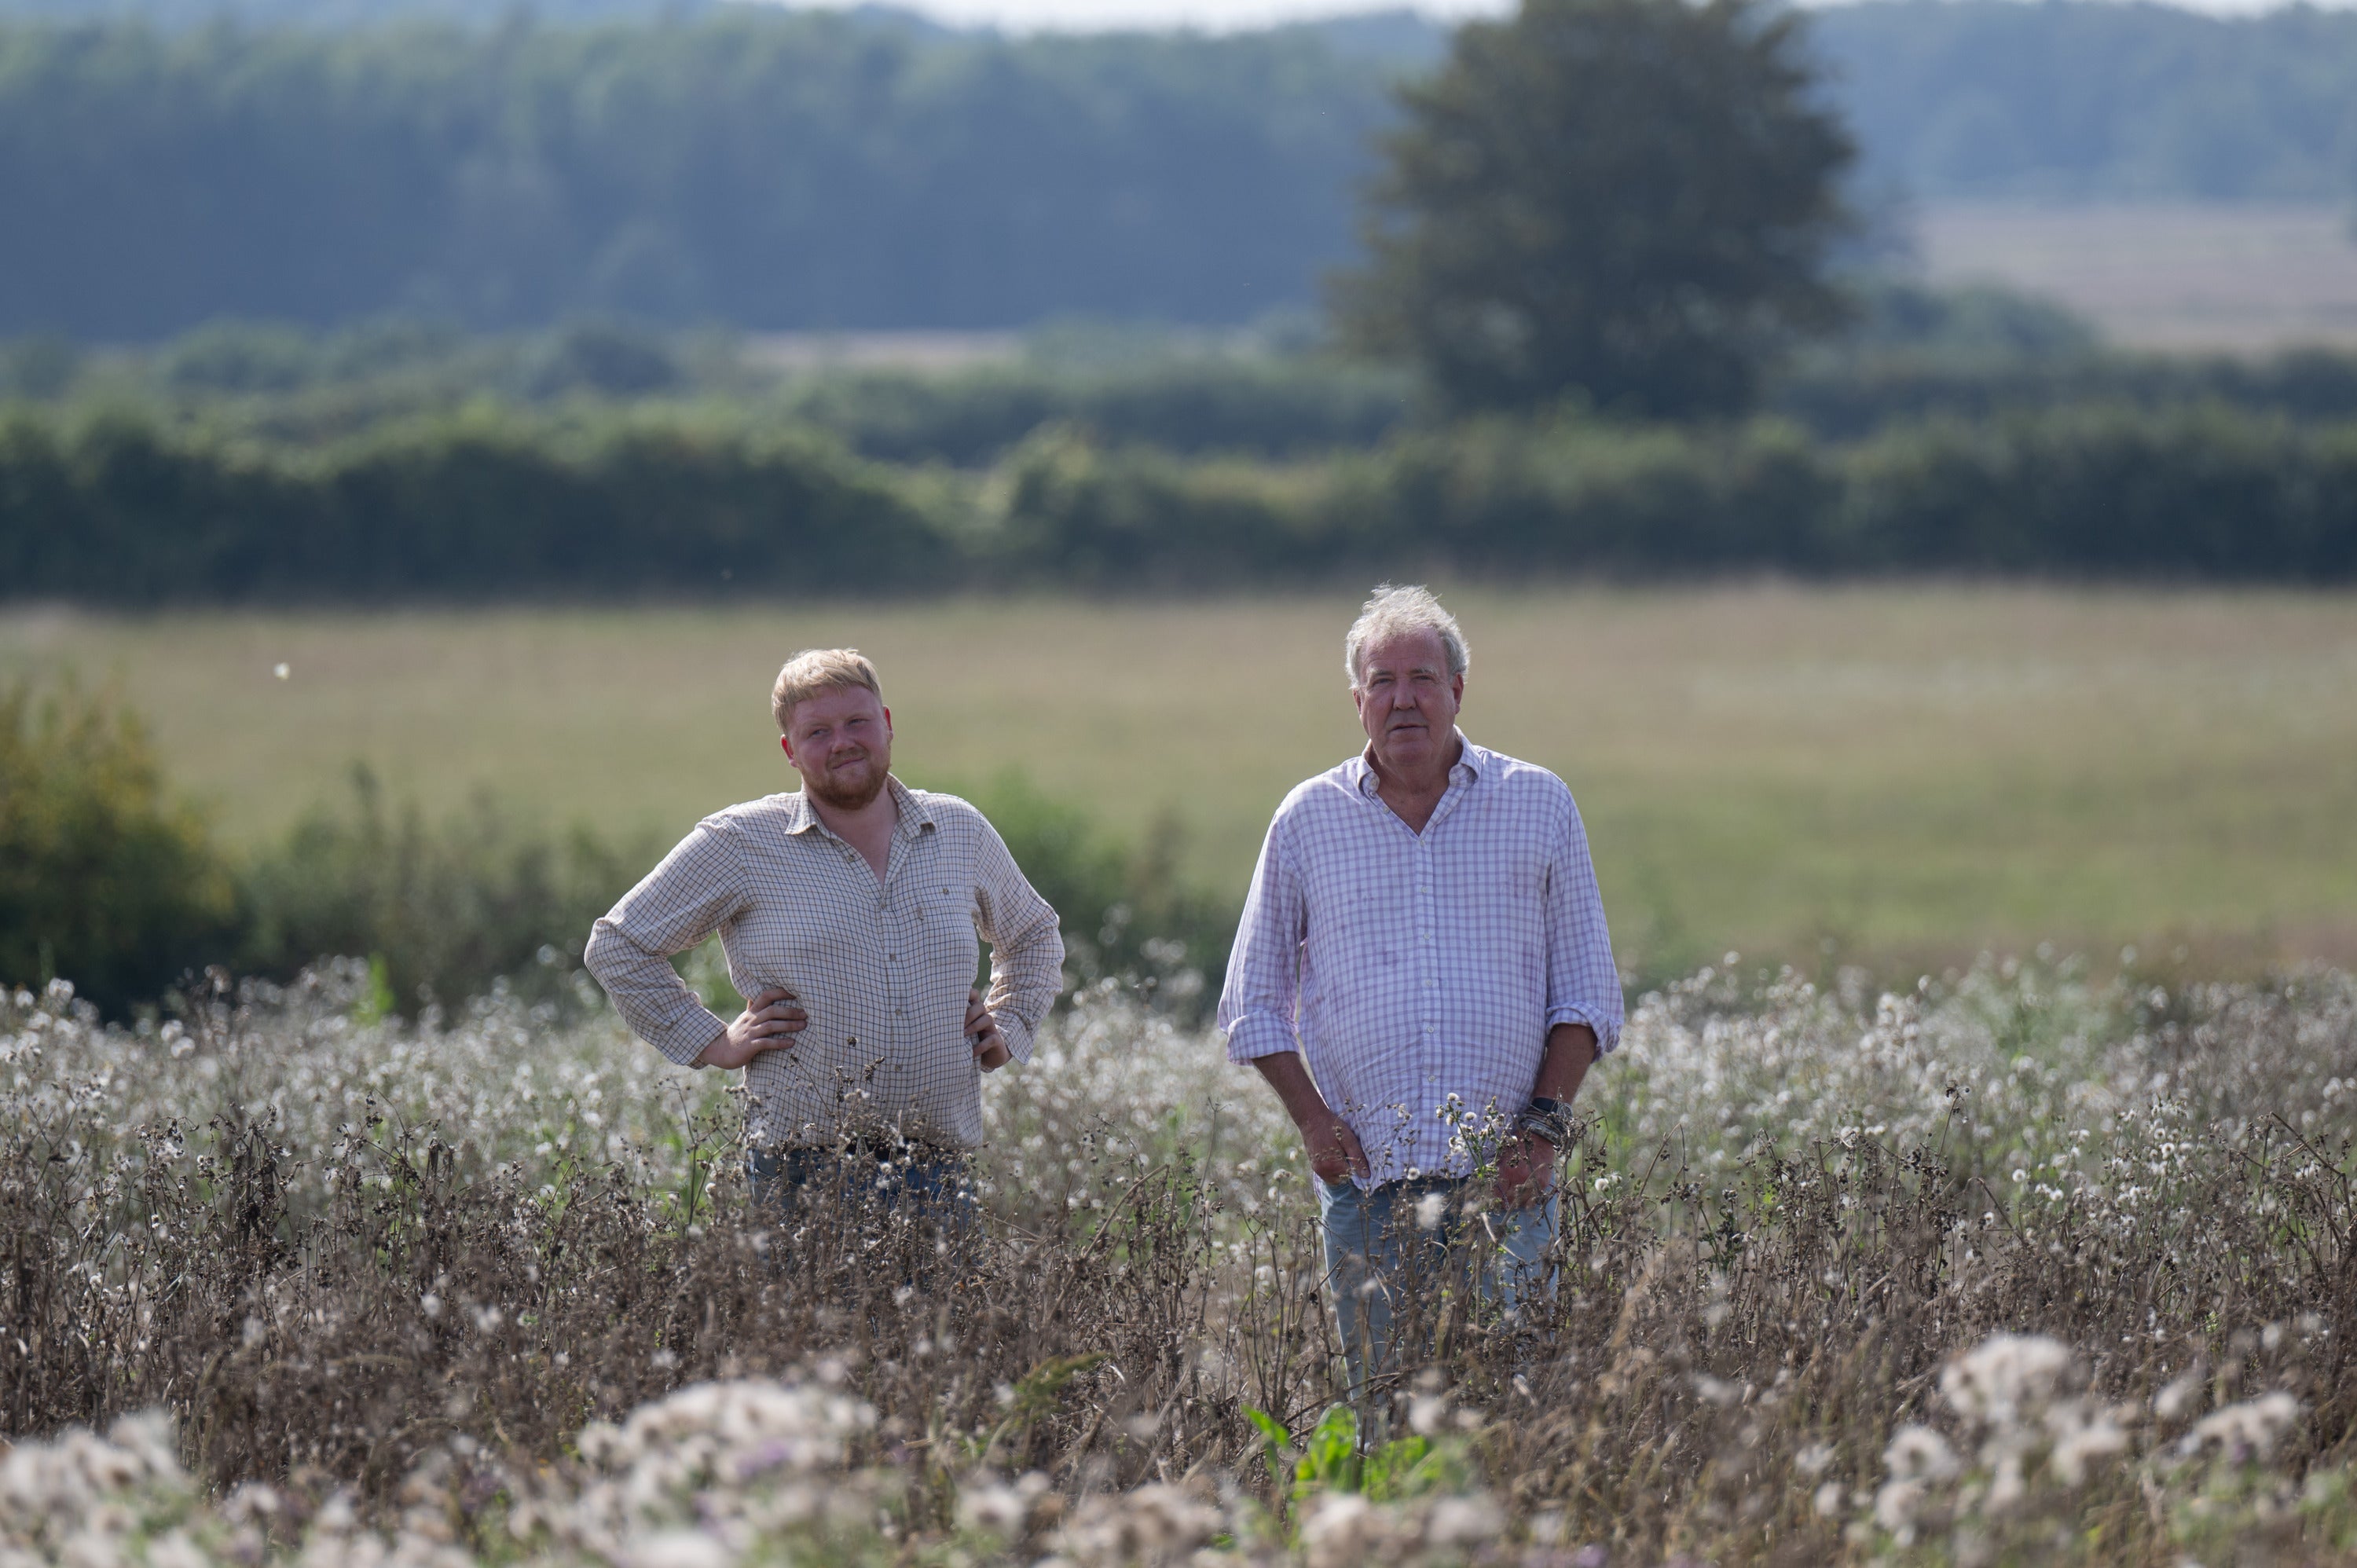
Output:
[1217, 735, 1622, 1188]
[585, 779, 1065, 1150]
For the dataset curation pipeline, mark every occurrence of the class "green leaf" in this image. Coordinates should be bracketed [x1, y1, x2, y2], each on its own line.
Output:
[1294, 1404, 1361, 1499]
[1243, 1405, 1293, 1483]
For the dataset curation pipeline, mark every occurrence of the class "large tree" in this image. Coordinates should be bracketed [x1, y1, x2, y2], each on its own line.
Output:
[1333, 0, 1855, 419]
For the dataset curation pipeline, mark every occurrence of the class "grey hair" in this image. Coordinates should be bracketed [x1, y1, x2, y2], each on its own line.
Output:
[1343, 583, 1470, 687]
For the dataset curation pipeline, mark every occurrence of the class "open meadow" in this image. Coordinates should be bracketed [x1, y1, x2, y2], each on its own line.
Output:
[1917, 203, 2357, 354]
[5, 584, 2354, 977]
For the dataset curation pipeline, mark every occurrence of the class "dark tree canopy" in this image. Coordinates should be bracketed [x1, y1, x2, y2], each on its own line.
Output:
[1333, 0, 1855, 418]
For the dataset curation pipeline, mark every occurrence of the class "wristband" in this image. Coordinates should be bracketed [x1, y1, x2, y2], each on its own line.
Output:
[1515, 1095, 1578, 1149]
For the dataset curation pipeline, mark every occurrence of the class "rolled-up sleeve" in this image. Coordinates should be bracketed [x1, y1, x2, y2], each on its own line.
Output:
[1543, 794, 1624, 1054]
[971, 819, 1065, 1066]
[1216, 811, 1306, 1064]
[585, 820, 750, 1067]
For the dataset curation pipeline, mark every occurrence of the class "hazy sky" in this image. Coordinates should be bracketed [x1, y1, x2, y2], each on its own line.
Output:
[776, 0, 2348, 31]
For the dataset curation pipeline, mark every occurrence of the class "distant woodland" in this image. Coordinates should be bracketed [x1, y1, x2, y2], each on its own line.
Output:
[1, 1, 2353, 338]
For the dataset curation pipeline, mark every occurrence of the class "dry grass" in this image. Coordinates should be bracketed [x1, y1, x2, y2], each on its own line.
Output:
[6, 951, 2357, 1564]
[1917, 201, 2357, 354]
[4, 587, 2354, 976]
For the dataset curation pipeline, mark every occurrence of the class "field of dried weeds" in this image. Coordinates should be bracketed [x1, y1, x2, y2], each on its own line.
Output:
[8, 953, 2357, 1566]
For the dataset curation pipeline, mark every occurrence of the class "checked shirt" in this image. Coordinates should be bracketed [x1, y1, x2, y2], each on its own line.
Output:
[585, 778, 1064, 1151]
[1216, 735, 1622, 1189]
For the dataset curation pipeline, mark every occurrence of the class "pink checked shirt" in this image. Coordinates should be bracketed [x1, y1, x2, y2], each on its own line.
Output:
[1216, 734, 1622, 1188]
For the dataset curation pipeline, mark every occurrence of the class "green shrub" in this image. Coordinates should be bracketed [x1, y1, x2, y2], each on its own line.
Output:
[229, 766, 1241, 1020]
[5, 400, 2356, 603]
[777, 357, 1416, 467]
[0, 683, 240, 1014]
[236, 766, 651, 1014]
[944, 771, 1238, 1009]
[0, 680, 1230, 1018]
[0, 404, 951, 603]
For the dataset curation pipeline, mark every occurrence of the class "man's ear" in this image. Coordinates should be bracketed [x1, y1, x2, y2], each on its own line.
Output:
[881, 704, 893, 738]
[779, 734, 795, 762]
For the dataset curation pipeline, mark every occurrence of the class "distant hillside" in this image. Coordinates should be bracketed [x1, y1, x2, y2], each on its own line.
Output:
[2, 0, 2351, 203]
[0, 0, 719, 20]
[0, 10, 1398, 337]
[0, 1, 2352, 339]
[1813, 0, 2357, 203]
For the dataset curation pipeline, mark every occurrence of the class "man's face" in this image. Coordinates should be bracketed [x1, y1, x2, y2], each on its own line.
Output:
[780, 684, 893, 811]
[1353, 629, 1464, 775]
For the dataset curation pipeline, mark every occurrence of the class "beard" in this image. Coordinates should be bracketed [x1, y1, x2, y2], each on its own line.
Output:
[805, 749, 890, 811]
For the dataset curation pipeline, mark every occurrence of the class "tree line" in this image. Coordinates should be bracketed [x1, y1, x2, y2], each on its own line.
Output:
[3, 2, 2355, 341]
[22, 306, 2357, 463]
[5, 400, 2353, 601]
[0, 10, 1393, 339]
[1816, 0, 2357, 203]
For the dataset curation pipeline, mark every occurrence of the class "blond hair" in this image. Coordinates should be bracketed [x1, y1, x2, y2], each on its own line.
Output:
[771, 648, 882, 734]
[1343, 584, 1469, 687]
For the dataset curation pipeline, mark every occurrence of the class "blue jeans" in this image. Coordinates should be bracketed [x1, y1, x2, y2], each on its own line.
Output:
[1318, 1174, 1559, 1400]
[747, 1144, 977, 1236]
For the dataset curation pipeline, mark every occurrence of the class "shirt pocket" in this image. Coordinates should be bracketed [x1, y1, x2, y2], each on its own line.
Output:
[1310, 891, 1400, 965]
[919, 881, 984, 980]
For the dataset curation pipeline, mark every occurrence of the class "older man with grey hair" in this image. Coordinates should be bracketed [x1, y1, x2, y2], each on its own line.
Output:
[1217, 584, 1622, 1395]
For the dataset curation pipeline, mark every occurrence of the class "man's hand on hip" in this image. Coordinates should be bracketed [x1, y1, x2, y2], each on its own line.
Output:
[695, 987, 807, 1070]
[966, 987, 1011, 1072]
[1494, 1130, 1557, 1210]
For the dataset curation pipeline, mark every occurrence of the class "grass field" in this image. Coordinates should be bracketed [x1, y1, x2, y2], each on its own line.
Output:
[5, 585, 2354, 976]
[1918, 200, 2357, 353]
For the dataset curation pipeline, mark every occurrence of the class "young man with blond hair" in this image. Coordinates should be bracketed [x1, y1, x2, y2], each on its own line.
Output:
[1217, 584, 1622, 1395]
[585, 648, 1065, 1216]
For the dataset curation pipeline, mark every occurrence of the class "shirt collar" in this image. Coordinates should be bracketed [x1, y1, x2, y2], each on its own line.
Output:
[1350, 729, 1483, 797]
[781, 775, 935, 836]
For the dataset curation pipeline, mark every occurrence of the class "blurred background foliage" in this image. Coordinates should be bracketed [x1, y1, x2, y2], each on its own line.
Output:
[0, 9, 1398, 339]
[0, 0, 2351, 600]
[5, 379, 2355, 595]
[0, 682, 1241, 1020]
[5, 0, 2357, 1012]
[0, 2, 2354, 340]
[1332, 0, 1856, 417]
[0, 682, 239, 1013]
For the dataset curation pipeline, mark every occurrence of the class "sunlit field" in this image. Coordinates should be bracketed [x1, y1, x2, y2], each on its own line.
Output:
[5, 586, 2354, 975]
[1918, 201, 2357, 354]
[9, 955, 2357, 1564]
